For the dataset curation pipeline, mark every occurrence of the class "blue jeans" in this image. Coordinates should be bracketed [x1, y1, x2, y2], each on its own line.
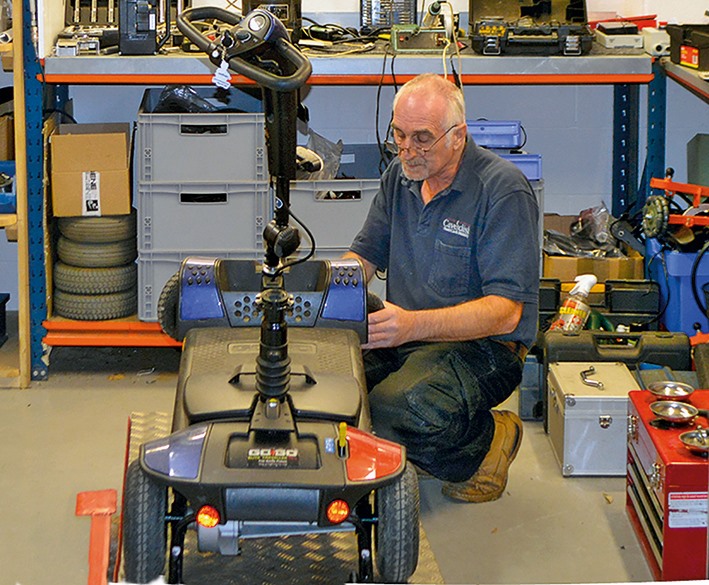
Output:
[363, 339, 523, 482]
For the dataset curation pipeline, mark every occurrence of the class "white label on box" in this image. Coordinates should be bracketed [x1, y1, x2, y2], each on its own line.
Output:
[668, 492, 708, 528]
[82, 171, 101, 216]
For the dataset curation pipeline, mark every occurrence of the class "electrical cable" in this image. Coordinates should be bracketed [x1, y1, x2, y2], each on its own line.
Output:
[690, 238, 709, 317]
[273, 205, 316, 277]
[643, 247, 671, 327]
[44, 108, 77, 124]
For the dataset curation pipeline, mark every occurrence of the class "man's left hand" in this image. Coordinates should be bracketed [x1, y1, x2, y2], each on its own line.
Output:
[362, 301, 415, 349]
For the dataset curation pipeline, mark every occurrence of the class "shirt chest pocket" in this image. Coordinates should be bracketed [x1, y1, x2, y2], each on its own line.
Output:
[428, 239, 471, 297]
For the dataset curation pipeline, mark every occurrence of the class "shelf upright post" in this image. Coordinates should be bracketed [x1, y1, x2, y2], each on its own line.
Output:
[612, 83, 639, 217]
[22, 0, 49, 380]
[643, 59, 667, 200]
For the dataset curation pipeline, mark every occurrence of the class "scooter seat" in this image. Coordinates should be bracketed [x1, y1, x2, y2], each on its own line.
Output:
[176, 327, 368, 427]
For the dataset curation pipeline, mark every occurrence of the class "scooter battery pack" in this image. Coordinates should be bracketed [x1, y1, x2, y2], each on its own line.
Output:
[626, 390, 709, 580]
[469, 0, 593, 56]
[548, 361, 639, 476]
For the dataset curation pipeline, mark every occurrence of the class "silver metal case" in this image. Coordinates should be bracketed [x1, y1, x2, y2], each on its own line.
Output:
[547, 361, 639, 476]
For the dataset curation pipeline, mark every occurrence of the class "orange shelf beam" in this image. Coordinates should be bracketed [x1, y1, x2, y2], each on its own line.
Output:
[43, 319, 182, 348]
[40, 72, 654, 86]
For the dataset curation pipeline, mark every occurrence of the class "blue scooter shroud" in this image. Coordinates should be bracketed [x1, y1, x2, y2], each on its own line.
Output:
[177, 257, 368, 342]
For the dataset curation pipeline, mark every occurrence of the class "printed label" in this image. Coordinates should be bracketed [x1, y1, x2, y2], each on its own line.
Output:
[82, 171, 101, 216]
[680, 45, 699, 69]
[668, 492, 708, 528]
[247, 447, 300, 468]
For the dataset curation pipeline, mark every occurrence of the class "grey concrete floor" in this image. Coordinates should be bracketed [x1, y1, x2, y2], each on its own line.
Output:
[0, 345, 654, 585]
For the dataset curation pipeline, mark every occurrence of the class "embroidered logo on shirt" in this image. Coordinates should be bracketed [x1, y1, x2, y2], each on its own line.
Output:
[442, 218, 471, 239]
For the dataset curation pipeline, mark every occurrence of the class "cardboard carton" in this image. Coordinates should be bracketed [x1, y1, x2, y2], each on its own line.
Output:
[0, 115, 13, 160]
[543, 213, 644, 282]
[50, 123, 131, 217]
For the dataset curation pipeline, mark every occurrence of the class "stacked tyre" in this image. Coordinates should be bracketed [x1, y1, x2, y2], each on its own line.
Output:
[53, 210, 138, 320]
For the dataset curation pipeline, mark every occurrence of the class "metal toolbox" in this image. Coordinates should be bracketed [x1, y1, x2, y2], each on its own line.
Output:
[542, 331, 692, 430]
[626, 390, 708, 581]
[547, 361, 639, 476]
[469, 0, 593, 56]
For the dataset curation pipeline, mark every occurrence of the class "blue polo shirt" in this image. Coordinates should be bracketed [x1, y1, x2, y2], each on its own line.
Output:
[349, 138, 539, 348]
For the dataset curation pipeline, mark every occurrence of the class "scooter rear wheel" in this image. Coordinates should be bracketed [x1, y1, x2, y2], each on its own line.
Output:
[123, 460, 168, 583]
[374, 462, 420, 583]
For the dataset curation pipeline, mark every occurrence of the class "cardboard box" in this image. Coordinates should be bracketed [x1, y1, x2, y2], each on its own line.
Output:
[543, 214, 644, 282]
[0, 115, 13, 160]
[50, 123, 131, 217]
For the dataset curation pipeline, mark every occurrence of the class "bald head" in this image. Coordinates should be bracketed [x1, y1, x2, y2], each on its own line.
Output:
[393, 74, 466, 129]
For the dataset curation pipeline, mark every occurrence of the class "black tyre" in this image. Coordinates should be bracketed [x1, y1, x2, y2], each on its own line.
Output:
[54, 261, 137, 294]
[123, 460, 167, 584]
[57, 209, 137, 243]
[57, 236, 137, 268]
[375, 463, 420, 584]
[157, 272, 180, 340]
[53, 287, 137, 320]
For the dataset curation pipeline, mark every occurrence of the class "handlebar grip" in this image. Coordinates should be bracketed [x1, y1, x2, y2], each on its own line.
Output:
[177, 7, 241, 54]
[226, 38, 311, 92]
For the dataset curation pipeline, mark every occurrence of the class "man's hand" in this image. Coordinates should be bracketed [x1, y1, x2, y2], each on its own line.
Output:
[362, 300, 415, 349]
[360, 294, 523, 349]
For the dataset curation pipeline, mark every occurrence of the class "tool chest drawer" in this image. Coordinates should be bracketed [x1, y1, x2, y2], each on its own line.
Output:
[547, 361, 639, 476]
[626, 390, 708, 581]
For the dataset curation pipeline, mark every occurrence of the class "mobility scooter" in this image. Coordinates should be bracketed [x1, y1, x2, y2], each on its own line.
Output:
[121, 6, 420, 584]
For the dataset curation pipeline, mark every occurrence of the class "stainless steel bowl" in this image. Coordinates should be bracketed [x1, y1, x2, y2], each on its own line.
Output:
[680, 427, 709, 456]
[647, 380, 695, 401]
[649, 400, 699, 424]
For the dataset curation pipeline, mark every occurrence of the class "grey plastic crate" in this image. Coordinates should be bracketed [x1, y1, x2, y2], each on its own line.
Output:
[290, 178, 379, 249]
[138, 181, 270, 253]
[138, 249, 260, 322]
[137, 87, 266, 183]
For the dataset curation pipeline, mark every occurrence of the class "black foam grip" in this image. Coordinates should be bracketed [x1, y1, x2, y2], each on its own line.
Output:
[367, 292, 384, 314]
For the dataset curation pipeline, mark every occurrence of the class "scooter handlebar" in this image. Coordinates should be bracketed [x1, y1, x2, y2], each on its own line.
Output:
[177, 6, 312, 93]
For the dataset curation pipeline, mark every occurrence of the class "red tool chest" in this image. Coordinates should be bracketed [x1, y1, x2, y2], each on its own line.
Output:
[626, 390, 708, 580]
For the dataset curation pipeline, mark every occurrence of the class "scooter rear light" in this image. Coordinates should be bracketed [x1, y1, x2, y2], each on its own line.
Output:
[326, 499, 350, 524]
[197, 505, 220, 528]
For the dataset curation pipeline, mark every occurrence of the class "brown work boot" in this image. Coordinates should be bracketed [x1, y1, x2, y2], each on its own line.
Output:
[441, 410, 523, 503]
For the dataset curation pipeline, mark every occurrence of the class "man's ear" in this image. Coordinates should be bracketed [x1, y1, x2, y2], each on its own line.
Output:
[454, 123, 467, 147]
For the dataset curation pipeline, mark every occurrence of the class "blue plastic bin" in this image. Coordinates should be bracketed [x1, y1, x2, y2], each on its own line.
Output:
[646, 238, 709, 335]
[499, 153, 543, 181]
[467, 119, 522, 149]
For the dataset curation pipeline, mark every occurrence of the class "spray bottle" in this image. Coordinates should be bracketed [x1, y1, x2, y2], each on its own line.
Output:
[548, 274, 598, 333]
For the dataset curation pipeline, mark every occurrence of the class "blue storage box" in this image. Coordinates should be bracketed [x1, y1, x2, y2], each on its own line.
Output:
[646, 238, 709, 336]
[500, 153, 543, 181]
[467, 119, 522, 149]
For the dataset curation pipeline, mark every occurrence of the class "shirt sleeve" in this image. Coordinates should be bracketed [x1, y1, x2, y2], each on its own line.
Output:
[478, 178, 540, 304]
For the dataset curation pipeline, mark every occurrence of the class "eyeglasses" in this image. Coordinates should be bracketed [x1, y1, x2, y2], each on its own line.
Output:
[385, 124, 459, 156]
